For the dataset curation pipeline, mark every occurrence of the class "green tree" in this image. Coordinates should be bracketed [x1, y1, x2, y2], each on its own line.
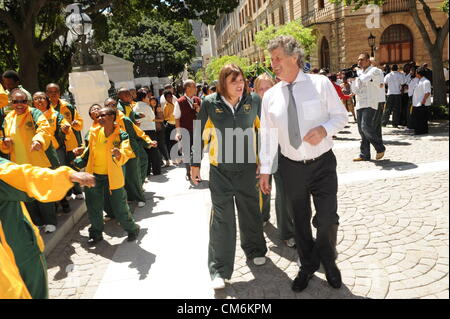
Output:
[0, 0, 239, 92]
[331, 0, 449, 106]
[205, 56, 252, 82]
[255, 19, 317, 57]
[98, 15, 197, 77]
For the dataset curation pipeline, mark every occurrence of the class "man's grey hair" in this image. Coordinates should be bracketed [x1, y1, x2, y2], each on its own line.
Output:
[268, 35, 305, 69]
[183, 79, 196, 90]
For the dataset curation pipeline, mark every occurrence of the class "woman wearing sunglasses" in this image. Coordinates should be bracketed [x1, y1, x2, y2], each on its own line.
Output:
[0, 89, 60, 234]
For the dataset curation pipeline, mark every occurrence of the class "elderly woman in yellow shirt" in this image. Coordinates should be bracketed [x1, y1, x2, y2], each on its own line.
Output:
[1, 89, 60, 233]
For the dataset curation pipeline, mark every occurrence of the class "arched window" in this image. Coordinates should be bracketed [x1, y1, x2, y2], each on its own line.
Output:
[320, 37, 330, 69]
[379, 24, 413, 64]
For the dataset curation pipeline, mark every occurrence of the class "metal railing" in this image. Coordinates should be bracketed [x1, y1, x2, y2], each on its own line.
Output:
[301, 5, 334, 26]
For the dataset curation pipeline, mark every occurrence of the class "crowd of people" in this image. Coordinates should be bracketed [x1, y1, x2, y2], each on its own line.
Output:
[0, 33, 442, 298]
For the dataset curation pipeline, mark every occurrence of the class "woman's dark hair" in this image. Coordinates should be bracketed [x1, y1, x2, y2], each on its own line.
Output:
[149, 96, 159, 107]
[328, 73, 337, 83]
[32, 92, 51, 110]
[202, 86, 209, 95]
[2, 70, 20, 82]
[163, 90, 173, 99]
[136, 88, 148, 102]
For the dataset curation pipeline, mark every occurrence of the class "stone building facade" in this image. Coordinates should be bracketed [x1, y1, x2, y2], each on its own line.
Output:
[214, 0, 449, 72]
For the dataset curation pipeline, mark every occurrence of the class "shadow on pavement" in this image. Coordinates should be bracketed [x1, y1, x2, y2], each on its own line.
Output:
[373, 160, 418, 171]
[214, 258, 366, 299]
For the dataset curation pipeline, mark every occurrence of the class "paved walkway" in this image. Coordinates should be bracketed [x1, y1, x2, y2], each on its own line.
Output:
[46, 119, 449, 299]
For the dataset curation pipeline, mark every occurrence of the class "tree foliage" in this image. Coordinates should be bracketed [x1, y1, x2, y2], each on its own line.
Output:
[255, 19, 317, 57]
[205, 56, 252, 82]
[0, 0, 239, 91]
[98, 15, 197, 77]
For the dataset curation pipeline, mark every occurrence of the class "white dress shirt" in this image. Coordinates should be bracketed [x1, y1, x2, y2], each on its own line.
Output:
[408, 77, 419, 97]
[133, 101, 155, 131]
[174, 94, 195, 120]
[384, 71, 405, 95]
[259, 71, 348, 174]
[352, 66, 384, 110]
[412, 77, 432, 107]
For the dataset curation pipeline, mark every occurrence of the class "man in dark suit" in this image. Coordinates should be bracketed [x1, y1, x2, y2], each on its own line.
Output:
[174, 79, 201, 180]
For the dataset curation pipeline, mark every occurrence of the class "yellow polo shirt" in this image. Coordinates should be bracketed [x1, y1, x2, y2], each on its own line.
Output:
[93, 128, 108, 175]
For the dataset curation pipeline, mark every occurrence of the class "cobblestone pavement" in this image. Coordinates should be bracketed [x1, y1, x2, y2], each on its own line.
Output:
[46, 119, 449, 299]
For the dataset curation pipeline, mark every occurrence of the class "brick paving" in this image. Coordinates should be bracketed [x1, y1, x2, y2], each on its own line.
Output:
[46, 119, 449, 299]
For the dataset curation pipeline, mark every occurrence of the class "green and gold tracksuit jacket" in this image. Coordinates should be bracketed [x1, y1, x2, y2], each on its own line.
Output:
[191, 92, 262, 171]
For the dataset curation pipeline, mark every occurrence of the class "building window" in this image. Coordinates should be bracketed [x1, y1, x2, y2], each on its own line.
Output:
[320, 37, 330, 69]
[379, 24, 413, 64]
[318, 0, 325, 10]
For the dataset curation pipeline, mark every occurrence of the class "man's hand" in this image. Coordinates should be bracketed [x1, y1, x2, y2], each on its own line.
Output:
[175, 132, 182, 141]
[30, 141, 43, 152]
[111, 148, 121, 161]
[148, 140, 158, 148]
[61, 124, 71, 134]
[193, 103, 200, 113]
[190, 166, 202, 185]
[72, 147, 85, 156]
[70, 172, 96, 188]
[303, 126, 327, 146]
[71, 120, 79, 127]
[259, 174, 271, 195]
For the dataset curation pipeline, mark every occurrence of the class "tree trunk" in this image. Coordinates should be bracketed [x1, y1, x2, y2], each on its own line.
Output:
[16, 39, 42, 93]
[430, 50, 448, 106]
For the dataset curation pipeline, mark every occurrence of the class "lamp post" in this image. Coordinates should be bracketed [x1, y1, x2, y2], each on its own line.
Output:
[132, 48, 155, 77]
[65, 3, 103, 71]
[368, 33, 376, 58]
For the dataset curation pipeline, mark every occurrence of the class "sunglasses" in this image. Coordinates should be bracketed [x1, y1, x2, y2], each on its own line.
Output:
[12, 99, 28, 104]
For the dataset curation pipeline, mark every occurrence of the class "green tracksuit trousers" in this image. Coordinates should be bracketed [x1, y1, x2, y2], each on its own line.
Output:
[84, 174, 139, 239]
[208, 164, 267, 280]
[124, 158, 146, 202]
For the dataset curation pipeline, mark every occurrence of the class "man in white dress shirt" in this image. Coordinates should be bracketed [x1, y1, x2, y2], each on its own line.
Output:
[352, 53, 387, 161]
[411, 67, 432, 135]
[259, 36, 348, 293]
[383, 64, 406, 127]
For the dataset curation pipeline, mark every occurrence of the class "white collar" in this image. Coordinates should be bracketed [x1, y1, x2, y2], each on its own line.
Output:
[221, 95, 242, 109]
[280, 70, 307, 87]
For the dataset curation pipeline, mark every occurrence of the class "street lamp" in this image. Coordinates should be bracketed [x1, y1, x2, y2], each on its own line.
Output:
[133, 49, 156, 77]
[65, 3, 103, 71]
[368, 33, 376, 57]
[155, 52, 166, 77]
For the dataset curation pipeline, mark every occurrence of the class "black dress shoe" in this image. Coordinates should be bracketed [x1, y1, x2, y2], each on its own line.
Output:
[291, 270, 314, 292]
[88, 236, 103, 246]
[127, 225, 141, 242]
[323, 263, 342, 289]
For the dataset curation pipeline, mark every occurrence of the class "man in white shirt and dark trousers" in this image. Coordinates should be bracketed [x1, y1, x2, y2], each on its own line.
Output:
[259, 36, 348, 292]
[352, 53, 386, 161]
[383, 64, 405, 127]
[411, 67, 432, 135]
[369, 57, 386, 140]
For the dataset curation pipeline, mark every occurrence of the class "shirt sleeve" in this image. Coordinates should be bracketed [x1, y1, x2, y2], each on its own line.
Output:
[174, 100, 181, 120]
[321, 78, 349, 137]
[424, 80, 432, 94]
[259, 92, 279, 175]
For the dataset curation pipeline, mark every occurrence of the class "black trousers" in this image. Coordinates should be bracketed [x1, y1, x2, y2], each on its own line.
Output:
[279, 150, 339, 273]
[400, 93, 409, 126]
[144, 130, 162, 175]
[165, 124, 177, 159]
[411, 105, 429, 135]
[382, 94, 402, 127]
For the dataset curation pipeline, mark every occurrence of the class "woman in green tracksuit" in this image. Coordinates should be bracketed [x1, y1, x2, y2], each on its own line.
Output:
[0, 157, 95, 298]
[190, 64, 267, 289]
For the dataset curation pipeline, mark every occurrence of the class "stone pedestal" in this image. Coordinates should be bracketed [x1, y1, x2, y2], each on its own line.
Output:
[69, 70, 111, 137]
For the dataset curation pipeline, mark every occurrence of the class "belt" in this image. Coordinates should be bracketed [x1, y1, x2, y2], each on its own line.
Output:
[282, 149, 332, 165]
